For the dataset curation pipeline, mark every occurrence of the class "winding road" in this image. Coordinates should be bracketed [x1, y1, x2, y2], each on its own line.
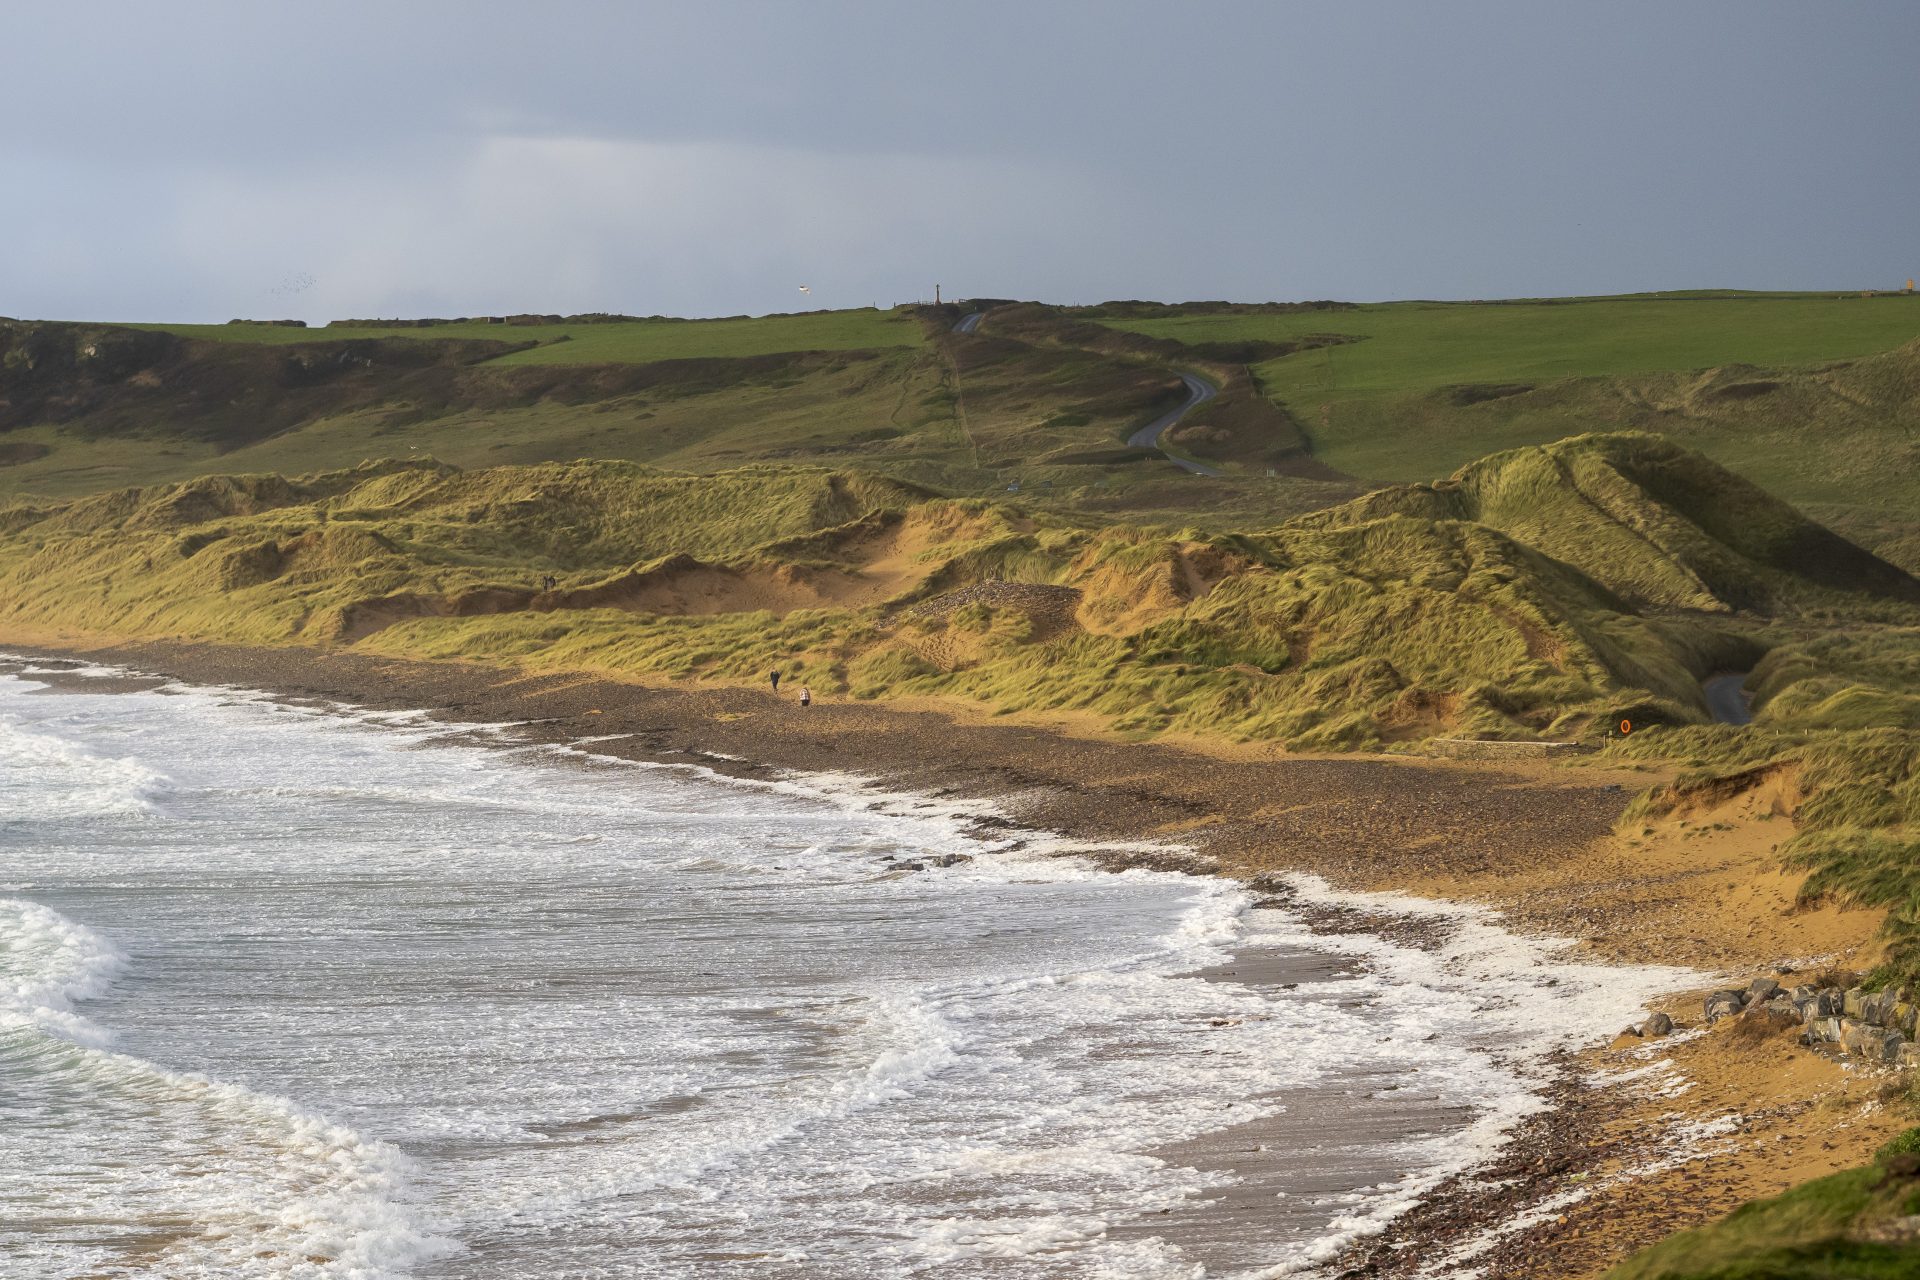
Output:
[1702, 673, 1754, 725]
[950, 307, 1219, 475]
[1126, 373, 1221, 476]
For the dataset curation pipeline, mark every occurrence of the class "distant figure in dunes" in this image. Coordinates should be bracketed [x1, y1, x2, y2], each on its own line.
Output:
[541, 574, 556, 592]
[798, 686, 812, 708]
[770, 668, 782, 693]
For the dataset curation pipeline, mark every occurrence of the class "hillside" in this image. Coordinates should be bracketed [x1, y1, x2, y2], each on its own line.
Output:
[11, 293, 1917, 576]
[1090, 292, 1920, 569]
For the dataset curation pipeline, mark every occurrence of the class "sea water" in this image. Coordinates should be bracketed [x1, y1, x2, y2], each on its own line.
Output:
[0, 661, 1689, 1278]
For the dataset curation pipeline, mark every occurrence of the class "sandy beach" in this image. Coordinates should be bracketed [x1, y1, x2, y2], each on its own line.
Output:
[3, 634, 1904, 1277]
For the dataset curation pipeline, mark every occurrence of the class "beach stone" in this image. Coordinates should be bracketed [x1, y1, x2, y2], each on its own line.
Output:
[1641, 1012, 1674, 1038]
[1811, 1016, 1846, 1044]
[1899, 1041, 1920, 1070]
[1844, 987, 1869, 1019]
[926, 853, 973, 868]
[1747, 977, 1783, 1004]
[1842, 1024, 1904, 1063]
[1705, 990, 1747, 1023]
[1817, 988, 1845, 1017]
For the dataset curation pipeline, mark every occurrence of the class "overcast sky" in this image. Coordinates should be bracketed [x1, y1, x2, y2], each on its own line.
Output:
[4, 1, 1915, 322]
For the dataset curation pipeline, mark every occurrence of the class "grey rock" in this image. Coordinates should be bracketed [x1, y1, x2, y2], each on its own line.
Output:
[1705, 989, 1748, 1023]
[1894, 1002, 1919, 1038]
[1844, 987, 1869, 1019]
[1899, 1041, 1920, 1070]
[1747, 977, 1783, 1004]
[1817, 988, 1845, 1017]
[1842, 1024, 1905, 1064]
[1811, 1016, 1846, 1044]
[1641, 1012, 1674, 1038]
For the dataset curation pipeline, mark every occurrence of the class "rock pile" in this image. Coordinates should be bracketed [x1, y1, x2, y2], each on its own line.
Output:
[1703, 978, 1920, 1067]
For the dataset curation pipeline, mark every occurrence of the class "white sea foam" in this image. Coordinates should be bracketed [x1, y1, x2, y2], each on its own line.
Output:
[0, 896, 453, 1278]
[0, 714, 173, 818]
[0, 896, 127, 1047]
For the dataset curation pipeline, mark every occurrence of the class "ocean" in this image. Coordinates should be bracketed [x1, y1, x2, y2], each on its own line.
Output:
[0, 658, 1687, 1278]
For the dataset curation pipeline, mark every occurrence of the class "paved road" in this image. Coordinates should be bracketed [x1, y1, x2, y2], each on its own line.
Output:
[1702, 672, 1754, 725]
[952, 310, 1219, 476]
[1127, 373, 1221, 476]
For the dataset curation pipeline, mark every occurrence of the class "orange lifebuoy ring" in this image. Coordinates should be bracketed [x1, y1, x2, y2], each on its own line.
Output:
[1620, 719, 1633, 735]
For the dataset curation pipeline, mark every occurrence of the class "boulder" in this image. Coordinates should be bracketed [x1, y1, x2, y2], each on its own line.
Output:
[1705, 990, 1747, 1023]
[1894, 1002, 1919, 1038]
[1809, 1016, 1846, 1044]
[1747, 977, 1783, 1004]
[1816, 988, 1845, 1017]
[1842, 1024, 1906, 1064]
[1899, 1041, 1920, 1070]
[1844, 987, 1869, 1019]
[1641, 1012, 1674, 1038]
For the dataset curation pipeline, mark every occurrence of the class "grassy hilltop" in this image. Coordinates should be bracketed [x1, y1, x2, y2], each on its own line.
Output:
[5, 291, 1920, 1276]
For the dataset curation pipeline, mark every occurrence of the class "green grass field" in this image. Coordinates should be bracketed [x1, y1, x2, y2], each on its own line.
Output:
[125, 308, 925, 364]
[1097, 293, 1920, 567]
[1102, 294, 1920, 403]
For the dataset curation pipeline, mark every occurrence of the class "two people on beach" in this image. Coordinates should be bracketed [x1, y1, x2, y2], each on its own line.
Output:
[769, 668, 811, 708]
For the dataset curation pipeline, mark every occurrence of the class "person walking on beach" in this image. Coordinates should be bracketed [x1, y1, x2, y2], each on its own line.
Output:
[798, 685, 812, 708]
[769, 668, 781, 694]
[541, 573, 556, 592]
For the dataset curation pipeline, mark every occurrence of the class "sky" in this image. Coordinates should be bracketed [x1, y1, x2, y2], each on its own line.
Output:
[3, 1, 1916, 322]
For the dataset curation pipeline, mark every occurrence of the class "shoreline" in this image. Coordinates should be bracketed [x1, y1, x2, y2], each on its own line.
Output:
[3, 635, 1905, 1278]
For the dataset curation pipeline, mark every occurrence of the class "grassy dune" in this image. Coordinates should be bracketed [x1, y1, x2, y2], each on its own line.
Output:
[3, 431, 1909, 751]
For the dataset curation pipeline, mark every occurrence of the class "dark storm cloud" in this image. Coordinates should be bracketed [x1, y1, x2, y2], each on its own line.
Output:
[3, 1, 1916, 321]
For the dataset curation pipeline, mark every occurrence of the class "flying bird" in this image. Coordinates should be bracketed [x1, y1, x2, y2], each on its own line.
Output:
[798, 285, 811, 294]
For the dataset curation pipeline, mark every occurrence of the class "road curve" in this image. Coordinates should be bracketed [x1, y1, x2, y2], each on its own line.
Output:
[953, 310, 1219, 475]
[1127, 373, 1221, 476]
[1702, 673, 1754, 725]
